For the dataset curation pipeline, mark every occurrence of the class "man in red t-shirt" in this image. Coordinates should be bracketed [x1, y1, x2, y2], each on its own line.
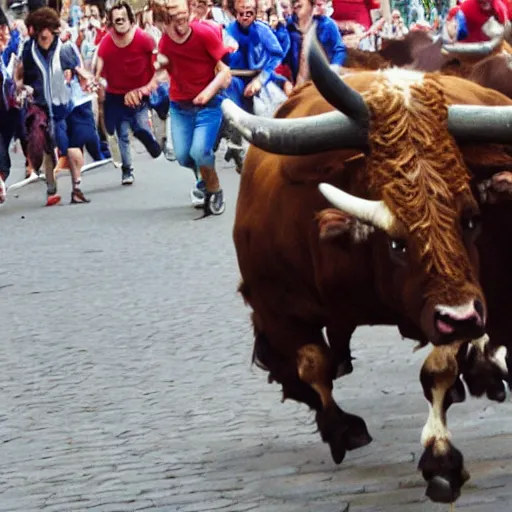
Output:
[457, 0, 509, 42]
[332, 0, 380, 31]
[96, 1, 161, 185]
[156, 0, 231, 216]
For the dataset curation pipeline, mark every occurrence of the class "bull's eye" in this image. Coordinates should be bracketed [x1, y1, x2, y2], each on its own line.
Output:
[461, 215, 481, 232]
[390, 239, 407, 254]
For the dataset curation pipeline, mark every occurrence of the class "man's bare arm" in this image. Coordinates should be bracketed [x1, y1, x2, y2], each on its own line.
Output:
[193, 60, 231, 106]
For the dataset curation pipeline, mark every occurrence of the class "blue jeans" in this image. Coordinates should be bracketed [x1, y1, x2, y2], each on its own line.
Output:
[169, 96, 223, 171]
[104, 93, 161, 171]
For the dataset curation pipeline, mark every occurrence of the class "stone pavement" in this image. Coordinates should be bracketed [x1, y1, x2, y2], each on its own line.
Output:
[1, 148, 511, 512]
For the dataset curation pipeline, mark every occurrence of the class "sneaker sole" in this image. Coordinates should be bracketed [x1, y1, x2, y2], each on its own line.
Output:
[209, 202, 226, 215]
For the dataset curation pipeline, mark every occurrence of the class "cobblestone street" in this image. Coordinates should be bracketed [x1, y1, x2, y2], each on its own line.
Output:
[1, 149, 511, 512]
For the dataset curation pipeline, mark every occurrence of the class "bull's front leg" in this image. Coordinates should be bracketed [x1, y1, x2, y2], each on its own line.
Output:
[418, 341, 470, 504]
[461, 334, 510, 402]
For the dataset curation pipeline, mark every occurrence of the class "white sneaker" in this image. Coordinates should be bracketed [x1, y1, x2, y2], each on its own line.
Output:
[122, 172, 135, 185]
[190, 188, 205, 208]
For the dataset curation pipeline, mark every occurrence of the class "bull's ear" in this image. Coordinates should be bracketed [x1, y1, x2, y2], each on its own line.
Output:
[316, 208, 374, 243]
[477, 171, 512, 205]
[461, 144, 512, 204]
[461, 144, 512, 180]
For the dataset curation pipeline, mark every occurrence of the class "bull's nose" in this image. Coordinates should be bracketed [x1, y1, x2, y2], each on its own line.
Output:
[434, 300, 485, 338]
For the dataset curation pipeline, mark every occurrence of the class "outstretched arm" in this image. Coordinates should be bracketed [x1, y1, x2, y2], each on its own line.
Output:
[193, 60, 231, 105]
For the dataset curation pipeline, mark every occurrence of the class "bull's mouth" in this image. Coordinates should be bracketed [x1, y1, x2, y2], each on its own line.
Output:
[434, 311, 485, 343]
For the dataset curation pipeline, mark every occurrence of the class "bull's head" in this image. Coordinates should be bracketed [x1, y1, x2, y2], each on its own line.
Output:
[222, 34, 512, 346]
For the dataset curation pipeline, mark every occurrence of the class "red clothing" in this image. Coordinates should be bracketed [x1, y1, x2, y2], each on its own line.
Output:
[158, 21, 229, 101]
[332, 0, 380, 30]
[94, 28, 107, 46]
[460, 0, 509, 42]
[275, 63, 292, 81]
[97, 27, 156, 94]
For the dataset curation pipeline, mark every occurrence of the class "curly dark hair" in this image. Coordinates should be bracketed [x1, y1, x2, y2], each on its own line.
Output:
[108, 1, 135, 26]
[85, 0, 107, 19]
[25, 6, 61, 34]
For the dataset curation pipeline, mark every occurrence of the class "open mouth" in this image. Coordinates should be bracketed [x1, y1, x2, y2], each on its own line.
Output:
[435, 316, 454, 335]
[434, 311, 485, 341]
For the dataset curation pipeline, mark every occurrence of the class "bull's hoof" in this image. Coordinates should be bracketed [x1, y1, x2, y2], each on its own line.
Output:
[316, 407, 372, 465]
[419, 442, 469, 504]
[486, 380, 509, 403]
[329, 435, 347, 464]
[461, 342, 508, 402]
[344, 413, 373, 451]
[426, 476, 461, 504]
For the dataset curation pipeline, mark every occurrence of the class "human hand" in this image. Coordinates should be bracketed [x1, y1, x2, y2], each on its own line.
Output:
[124, 89, 143, 107]
[192, 91, 210, 105]
[243, 77, 261, 97]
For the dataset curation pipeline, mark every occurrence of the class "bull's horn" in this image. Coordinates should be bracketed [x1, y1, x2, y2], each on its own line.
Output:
[307, 27, 369, 124]
[442, 23, 509, 55]
[448, 105, 512, 144]
[221, 99, 368, 155]
[318, 183, 395, 232]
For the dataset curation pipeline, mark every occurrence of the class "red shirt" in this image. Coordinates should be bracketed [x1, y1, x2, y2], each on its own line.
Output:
[97, 27, 156, 94]
[94, 28, 108, 46]
[332, 0, 380, 30]
[158, 21, 229, 101]
[460, 0, 509, 42]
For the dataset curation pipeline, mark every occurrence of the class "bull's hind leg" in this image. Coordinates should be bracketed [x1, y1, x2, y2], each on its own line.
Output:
[252, 324, 322, 410]
[418, 341, 470, 504]
[251, 314, 371, 464]
[297, 343, 372, 464]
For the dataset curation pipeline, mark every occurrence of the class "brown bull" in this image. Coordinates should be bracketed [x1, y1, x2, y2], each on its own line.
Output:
[223, 37, 512, 504]
[346, 29, 512, 86]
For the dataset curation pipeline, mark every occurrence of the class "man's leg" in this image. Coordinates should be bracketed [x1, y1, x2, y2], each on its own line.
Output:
[104, 94, 133, 183]
[116, 116, 134, 185]
[189, 102, 225, 216]
[224, 77, 248, 173]
[129, 102, 162, 159]
[45, 119, 69, 206]
[169, 102, 201, 206]
[0, 127, 11, 204]
[66, 104, 94, 203]
[164, 108, 176, 161]
[68, 148, 90, 203]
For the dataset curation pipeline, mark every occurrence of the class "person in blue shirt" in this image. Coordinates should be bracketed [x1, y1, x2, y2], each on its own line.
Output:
[444, 6, 469, 42]
[222, 0, 285, 172]
[19, 7, 101, 205]
[269, 9, 293, 94]
[2, 22, 20, 67]
[224, 0, 284, 114]
[286, 0, 346, 85]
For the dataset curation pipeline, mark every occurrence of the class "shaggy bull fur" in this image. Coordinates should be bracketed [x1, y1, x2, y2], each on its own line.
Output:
[364, 75, 475, 288]
[234, 70, 512, 504]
